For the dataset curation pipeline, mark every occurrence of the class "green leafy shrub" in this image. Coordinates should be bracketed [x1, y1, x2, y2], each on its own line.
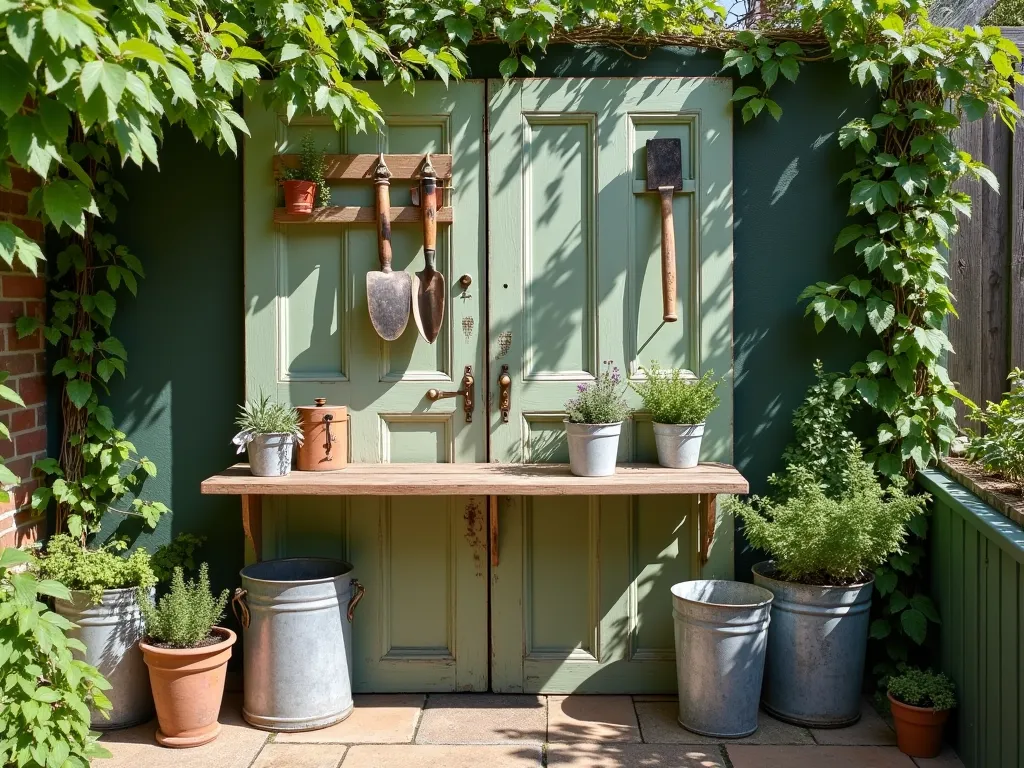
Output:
[35, 534, 157, 604]
[139, 564, 229, 649]
[888, 669, 956, 711]
[150, 534, 207, 584]
[0, 546, 112, 766]
[729, 450, 926, 584]
[280, 134, 330, 208]
[236, 393, 302, 438]
[564, 361, 632, 425]
[985, 0, 1024, 26]
[965, 368, 1024, 490]
[631, 364, 720, 425]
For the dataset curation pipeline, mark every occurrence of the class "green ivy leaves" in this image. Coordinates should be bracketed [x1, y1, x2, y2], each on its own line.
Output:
[724, 33, 803, 122]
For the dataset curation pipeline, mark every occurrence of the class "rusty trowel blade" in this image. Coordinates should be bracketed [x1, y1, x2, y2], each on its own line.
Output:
[412, 269, 445, 344]
[646, 138, 683, 191]
[367, 271, 412, 342]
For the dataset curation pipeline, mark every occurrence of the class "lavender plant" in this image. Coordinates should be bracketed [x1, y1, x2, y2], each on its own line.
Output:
[564, 362, 632, 425]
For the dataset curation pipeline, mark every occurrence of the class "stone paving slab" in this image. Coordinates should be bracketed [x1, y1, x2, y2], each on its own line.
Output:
[548, 695, 642, 743]
[341, 744, 543, 766]
[99, 695, 269, 768]
[728, 745, 917, 767]
[416, 694, 547, 744]
[274, 694, 424, 744]
[251, 743, 348, 768]
[548, 743, 727, 767]
[810, 701, 897, 746]
[913, 748, 967, 767]
[636, 702, 814, 745]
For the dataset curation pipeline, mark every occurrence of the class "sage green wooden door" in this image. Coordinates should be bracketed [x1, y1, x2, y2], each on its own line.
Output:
[486, 77, 735, 693]
[243, 82, 489, 691]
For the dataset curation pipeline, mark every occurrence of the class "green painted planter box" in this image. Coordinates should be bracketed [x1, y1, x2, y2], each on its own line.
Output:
[918, 468, 1024, 768]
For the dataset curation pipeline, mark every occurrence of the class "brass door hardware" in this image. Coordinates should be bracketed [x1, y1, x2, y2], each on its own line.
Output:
[426, 365, 475, 422]
[498, 365, 512, 423]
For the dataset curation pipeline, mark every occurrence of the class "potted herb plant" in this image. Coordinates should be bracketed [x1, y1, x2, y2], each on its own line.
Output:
[887, 669, 955, 758]
[139, 564, 233, 748]
[279, 133, 328, 214]
[37, 534, 158, 729]
[232, 393, 303, 477]
[632, 363, 720, 468]
[725, 364, 928, 727]
[564, 361, 632, 477]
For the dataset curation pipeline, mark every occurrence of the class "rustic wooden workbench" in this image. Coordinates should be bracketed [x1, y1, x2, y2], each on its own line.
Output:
[201, 462, 749, 566]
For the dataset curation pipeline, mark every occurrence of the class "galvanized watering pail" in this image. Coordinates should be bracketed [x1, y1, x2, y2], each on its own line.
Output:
[753, 561, 874, 727]
[671, 580, 773, 738]
[234, 558, 365, 732]
[55, 587, 154, 729]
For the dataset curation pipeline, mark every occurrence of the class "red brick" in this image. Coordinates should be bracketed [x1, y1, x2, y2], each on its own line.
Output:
[16, 375, 46, 406]
[22, 301, 43, 321]
[0, 301, 24, 323]
[0, 191, 28, 217]
[12, 480, 36, 508]
[33, 353, 44, 373]
[1, 274, 45, 299]
[0, 441, 13, 461]
[4, 457, 32, 480]
[32, 405, 44, 427]
[0, 518, 43, 548]
[13, 428, 44, 456]
[9, 408, 34, 433]
[0, 353, 37, 376]
[7, 165, 38, 193]
[9, 329, 41, 352]
[10, 217, 43, 242]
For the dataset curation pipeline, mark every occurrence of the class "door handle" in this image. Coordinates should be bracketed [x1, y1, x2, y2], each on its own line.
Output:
[498, 364, 511, 423]
[426, 365, 474, 423]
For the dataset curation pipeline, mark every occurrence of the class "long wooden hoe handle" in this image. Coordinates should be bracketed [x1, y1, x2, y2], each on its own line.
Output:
[375, 154, 393, 273]
[421, 153, 437, 271]
[659, 186, 678, 323]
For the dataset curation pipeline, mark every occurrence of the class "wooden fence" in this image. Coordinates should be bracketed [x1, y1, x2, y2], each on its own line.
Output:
[947, 27, 1024, 421]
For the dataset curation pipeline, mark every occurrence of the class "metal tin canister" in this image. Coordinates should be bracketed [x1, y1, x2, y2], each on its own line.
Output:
[296, 399, 348, 471]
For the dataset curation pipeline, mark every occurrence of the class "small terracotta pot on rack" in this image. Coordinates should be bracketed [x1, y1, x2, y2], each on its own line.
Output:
[296, 399, 348, 471]
[282, 180, 316, 214]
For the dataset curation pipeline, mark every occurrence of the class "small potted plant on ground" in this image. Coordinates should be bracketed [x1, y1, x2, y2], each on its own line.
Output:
[725, 363, 928, 727]
[232, 393, 303, 477]
[887, 668, 955, 758]
[279, 133, 328, 214]
[564, 361, 632, 477]
[632, 363, 720, 468]
[139, 564, 233, 748]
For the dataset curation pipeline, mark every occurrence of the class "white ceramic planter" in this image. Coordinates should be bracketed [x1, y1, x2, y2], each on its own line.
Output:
[564, 421, 622, 477]
[653, 422, 705, 468]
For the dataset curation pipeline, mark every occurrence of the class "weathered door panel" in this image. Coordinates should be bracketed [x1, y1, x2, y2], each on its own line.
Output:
[487, 77, 734, 693]
[244, 82, 488, 692]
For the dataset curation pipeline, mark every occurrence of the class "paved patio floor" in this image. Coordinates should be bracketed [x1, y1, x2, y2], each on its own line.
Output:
[100, 693, 965, 768]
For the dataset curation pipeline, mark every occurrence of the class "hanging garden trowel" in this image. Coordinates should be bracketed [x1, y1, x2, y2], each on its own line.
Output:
[645, 138, 681, 323]
[367, 154, 412, 341]
[412, 154, 445, 344]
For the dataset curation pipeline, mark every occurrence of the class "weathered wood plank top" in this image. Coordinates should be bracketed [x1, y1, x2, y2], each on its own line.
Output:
[201, 462, 749, 496]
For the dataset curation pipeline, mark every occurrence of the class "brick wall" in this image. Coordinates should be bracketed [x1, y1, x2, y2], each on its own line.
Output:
[0, 162, 46, 549]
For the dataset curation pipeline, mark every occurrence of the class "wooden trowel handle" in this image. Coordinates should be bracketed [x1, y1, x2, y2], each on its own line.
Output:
[421, 155, 437, 270]
[375, 170, 393, 273]
[659, 186, 678, 323]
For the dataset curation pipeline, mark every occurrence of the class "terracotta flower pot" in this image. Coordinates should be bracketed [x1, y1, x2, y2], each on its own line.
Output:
[282, 180, 316, 214]
[140, 627, 236, 748]
[888, 693, 950, 758]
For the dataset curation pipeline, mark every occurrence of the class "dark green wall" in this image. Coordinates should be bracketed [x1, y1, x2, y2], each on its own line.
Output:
[89, 46, 874, 592]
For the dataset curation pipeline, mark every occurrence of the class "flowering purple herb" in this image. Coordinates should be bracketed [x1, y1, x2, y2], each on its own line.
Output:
[563, 361, 632, 424]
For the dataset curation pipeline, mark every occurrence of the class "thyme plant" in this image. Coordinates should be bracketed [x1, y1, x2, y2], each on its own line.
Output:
[35, 534, 157, 604]
[564, 361, 631, 424]
[887, 668, 956, 710]
[280, 133, 330, 208]
[139, 564, 229, 649]
[631, 364, 721, 425]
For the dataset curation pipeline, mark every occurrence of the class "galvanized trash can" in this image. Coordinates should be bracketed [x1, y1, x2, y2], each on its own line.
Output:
[233, 558, 365, 732]
[671, 580, 773, 738]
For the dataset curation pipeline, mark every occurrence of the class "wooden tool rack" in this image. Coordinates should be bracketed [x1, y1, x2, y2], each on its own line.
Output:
[201, 462, 749, 567]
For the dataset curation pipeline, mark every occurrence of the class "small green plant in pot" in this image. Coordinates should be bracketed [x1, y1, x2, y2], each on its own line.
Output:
[887, 669, 955, 758]
[564, 361, 632, 477]
[965, 367, 1024, 491]
[138, 564, 234, 748]
[279, 133, 329, 214]
[632, 364, 721, 468]
[233, 393, 303, 477]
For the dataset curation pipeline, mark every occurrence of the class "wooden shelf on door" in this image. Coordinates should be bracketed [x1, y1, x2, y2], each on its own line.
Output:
[203, 463, 746, 568]
[274, 153, 453, 181]
[201, 461, 748, 497]
[274, 206, 454, 224]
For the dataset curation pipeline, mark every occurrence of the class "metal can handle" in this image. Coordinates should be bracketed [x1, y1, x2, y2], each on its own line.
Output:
[347, 579, 365, 622]
[232, 587, 250, 629]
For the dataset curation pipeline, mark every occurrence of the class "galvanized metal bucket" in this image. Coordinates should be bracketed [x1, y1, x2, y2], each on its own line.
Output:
[234, 558, 365, 732]
[672, 579, 773, 738]
[653, 422, 705, 468]
[752, 561, 874, 727]
[55, 587, 154, 730]
[247, 433, 295, 477]
[564, 420, 622, 477]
